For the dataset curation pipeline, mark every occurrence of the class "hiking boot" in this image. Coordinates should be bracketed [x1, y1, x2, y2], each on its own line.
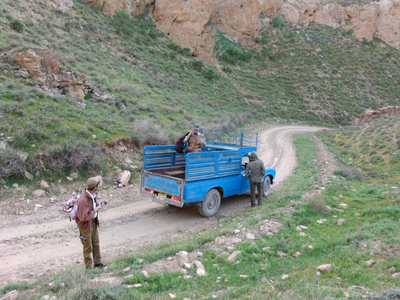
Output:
[94, 263, 108, 268]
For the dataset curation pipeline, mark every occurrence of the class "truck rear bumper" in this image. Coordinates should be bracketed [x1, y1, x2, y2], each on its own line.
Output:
[140, 190, 185, 208]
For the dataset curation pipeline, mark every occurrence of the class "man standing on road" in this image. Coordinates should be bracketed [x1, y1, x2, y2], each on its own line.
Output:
[184, 123, 206, 153]
[245, 152, 266, 207]
[76, 177, 108, 269]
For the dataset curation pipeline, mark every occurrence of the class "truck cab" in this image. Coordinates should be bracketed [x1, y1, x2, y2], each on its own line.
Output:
[140, 129, 276, 217]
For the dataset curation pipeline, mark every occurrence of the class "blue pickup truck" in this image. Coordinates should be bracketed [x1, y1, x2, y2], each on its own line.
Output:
[140, 129, 276, 217]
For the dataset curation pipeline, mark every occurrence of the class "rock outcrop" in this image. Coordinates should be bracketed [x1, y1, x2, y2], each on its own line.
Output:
[358, 106, 400, 123]
[276, 0, 400, 49]
[211, 0, 262, 40]
[154, 0, 216, 63]
[83, 0, 155, 17]
[13, 49, 88, 99]
[54, 0, 400, 62]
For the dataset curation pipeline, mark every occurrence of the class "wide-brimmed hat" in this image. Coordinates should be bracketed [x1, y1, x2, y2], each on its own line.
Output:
[87, 177, 100, 190]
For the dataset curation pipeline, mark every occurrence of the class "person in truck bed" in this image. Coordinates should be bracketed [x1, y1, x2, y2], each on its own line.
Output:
[184, 123, 206, 153]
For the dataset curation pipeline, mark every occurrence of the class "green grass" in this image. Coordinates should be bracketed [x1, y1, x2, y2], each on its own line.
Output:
[5, 132, 399, 299]
[319, 116, 400, 184]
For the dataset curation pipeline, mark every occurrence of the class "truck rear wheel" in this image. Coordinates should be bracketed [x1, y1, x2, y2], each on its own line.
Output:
[198, 189, 221, 217]
[262, 176, 271, 197]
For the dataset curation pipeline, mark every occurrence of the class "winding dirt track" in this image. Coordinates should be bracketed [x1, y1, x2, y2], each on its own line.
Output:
[0, 125, 324, 284]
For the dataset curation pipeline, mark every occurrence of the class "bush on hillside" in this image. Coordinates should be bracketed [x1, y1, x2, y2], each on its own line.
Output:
[202, 68, 220, 81]
[0, 148, 25, 178]
[131, 118, 175, 147]
[333, 167, 363, 181]
[112, 10, 134, 36]
[192, 60, 204, 72]
[220, 47, 253, 65]
[10, 19, 24, 33]
[307, 195, 327, 214]
[43, 142, 105, 176]
[271, 16, 285, 28]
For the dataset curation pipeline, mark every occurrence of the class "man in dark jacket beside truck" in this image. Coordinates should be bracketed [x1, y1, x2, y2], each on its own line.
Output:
[76, 177, 108, 269]
[245, 152, 266, 207]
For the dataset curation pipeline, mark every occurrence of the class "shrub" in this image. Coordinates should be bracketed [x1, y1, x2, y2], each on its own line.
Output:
[11, 89, 29, 101]
[271, 16, 285, 28]
[112, 10, 133, 35]
[192, 60, 204, 72]
[43, 142, 105, 175]
[307, 195, 327, 214]
[220, 47, 253, 65]
[131, 118, 176, 147]
[370, 154, 383, 163]
[13, 125, 49, 148]
[202, 68, 220, 81]
[9, 19, 24, 33]
[334, 167, 363, 181]
[221, 66, 232, 73]
[0, 148, 25, 178]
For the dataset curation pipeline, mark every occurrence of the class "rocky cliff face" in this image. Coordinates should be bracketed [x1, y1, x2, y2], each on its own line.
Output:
[154, 0, 216, 63]
[67, 0, 399, 62]
[278, 0, 400, 49]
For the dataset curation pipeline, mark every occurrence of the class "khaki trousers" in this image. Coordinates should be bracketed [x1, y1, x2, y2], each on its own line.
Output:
[250, 181, 263, 207]
[79, 220, 101, 269]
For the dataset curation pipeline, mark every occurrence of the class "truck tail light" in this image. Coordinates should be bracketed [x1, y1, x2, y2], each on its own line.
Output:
[172, 196, 180, 201]
[146, 188, 154, 194]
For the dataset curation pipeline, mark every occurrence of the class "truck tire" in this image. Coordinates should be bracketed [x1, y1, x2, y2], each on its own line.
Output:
[198, 189, 221, 217]
[262, 176, 271, 197]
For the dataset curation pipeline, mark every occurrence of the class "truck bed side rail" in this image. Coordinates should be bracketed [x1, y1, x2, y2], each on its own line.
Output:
[186, 151, 241, 181]
[143, 145, 186, 170]
[201, 129, 258, 148]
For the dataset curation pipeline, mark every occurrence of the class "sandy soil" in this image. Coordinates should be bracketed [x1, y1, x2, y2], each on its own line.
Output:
[0, 125, 324, 284]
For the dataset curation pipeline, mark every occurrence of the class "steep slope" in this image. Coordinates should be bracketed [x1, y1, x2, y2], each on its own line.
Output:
[0, 0, 399, 184]
[77, 0, 400, 60]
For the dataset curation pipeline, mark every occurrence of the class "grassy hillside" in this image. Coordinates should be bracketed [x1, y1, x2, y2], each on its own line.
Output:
[0, 0, 399, 184]
[3, 123, 399, 299]
[215, 20, 400, 125]
[320, 116, 400, 184]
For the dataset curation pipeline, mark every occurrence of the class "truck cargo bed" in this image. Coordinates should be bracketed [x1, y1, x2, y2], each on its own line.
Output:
[147, 166, 186, 179]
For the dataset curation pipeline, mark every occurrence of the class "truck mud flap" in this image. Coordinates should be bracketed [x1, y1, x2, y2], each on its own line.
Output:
[140, 190, 184, 208]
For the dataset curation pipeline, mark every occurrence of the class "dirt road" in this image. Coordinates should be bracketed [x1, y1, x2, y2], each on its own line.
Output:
[0, 125, 323, 284]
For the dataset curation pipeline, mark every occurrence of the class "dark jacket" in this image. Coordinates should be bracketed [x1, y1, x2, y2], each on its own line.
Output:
[245, 152, 266, 183]
[75, 190, 99, 233]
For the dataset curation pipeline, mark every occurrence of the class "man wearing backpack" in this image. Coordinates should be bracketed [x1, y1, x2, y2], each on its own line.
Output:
[184, 123, 206, 153]
[76, 177, 108, 269]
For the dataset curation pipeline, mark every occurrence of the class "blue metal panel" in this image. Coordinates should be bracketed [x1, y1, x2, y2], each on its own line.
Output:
[142, 171, 182, 196]
[143, 145, 186, 170]
[185, 151, 241, 181]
